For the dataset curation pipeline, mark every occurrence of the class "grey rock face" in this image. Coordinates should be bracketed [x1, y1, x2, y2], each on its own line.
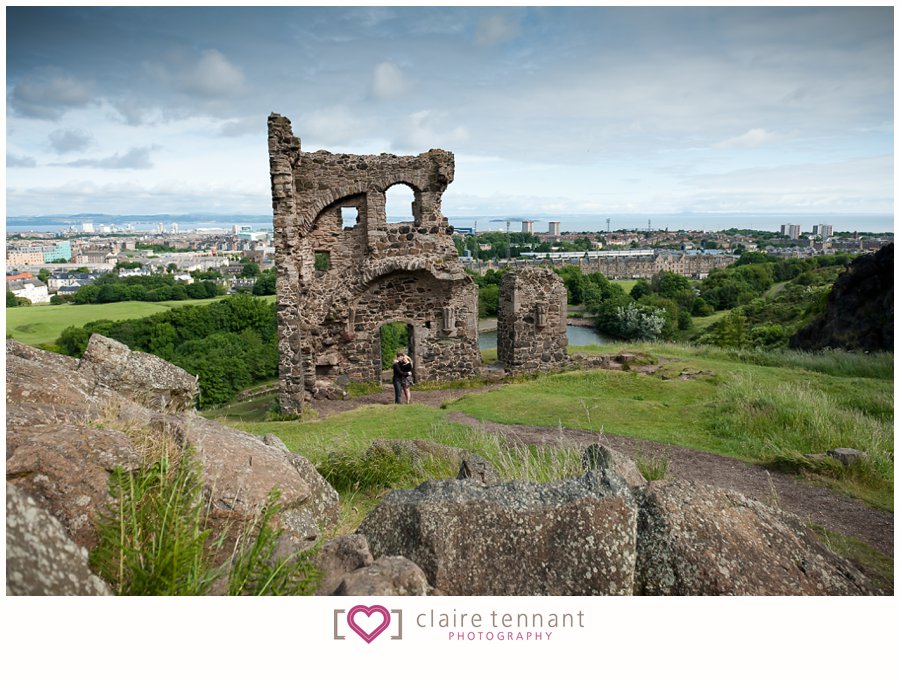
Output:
[824, 448, 868, 467]
[314, 535, 375, 595]
[6, 485, 112, 596]
[358, 471, 638, 596]
[6, 336, 340, 579]
[334, 556, 430, 597]
[78, 334, 199, 412]
[582, 443, 647, 487]
[6, 423, 142, 549]
[456, 455, 501, 485]
[634, 480, 875, 595]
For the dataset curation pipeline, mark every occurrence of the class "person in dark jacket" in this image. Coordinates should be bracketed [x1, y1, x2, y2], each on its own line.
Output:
[391, 352, 414, 404]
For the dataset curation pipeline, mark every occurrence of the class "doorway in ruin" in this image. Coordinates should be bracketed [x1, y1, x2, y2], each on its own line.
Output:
[376, 321, 420, 384]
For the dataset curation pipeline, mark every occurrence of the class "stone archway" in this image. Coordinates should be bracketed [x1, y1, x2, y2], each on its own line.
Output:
[267, 113, 480, 413]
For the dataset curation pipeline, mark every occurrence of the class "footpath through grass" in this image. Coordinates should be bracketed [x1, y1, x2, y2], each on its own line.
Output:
[212, 343, 892, 512]
[6, 296, 279, 346]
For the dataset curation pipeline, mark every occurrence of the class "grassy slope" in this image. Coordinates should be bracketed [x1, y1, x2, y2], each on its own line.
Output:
[6, 295, 276, 346]
[214, 343, 892, 512]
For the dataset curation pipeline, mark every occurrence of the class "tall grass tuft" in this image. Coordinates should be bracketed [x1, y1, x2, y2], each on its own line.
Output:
[636, 455, 669, 481]
[91, 436, 321, 595]
[91, 451, 218, 596]
[710, 372, 893, 509]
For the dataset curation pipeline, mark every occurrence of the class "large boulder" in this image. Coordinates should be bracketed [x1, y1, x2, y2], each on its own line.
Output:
[77, 333, 199, 412]
[634, 480, 875, 595]
[6, 336, 339, 571]
[358, 470, 638, 595]
[177, 415, 339, 546]
[6, 484, 112, 596]
[333, 556, 429, 596]
[6, 423, 143, 549]
[314, 535, 375, 595]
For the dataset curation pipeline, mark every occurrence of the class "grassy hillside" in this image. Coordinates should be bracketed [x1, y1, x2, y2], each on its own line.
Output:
[214, 343, 893, 513]
[6, 295, 276, 346]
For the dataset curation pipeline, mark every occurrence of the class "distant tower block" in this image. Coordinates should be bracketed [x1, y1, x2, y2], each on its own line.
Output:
[548, 221, 561, 236]
[522, 220, 534, 234]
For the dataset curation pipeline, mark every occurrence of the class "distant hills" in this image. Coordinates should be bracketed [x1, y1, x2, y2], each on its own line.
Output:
[7, 213, 273, 227]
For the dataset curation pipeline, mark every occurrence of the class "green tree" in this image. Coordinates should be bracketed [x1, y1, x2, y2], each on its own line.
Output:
[241, 261, 261, 277]
[37, 268, 51, 283]
[252, 270, 276, 296]
[478, 284, 499, 318]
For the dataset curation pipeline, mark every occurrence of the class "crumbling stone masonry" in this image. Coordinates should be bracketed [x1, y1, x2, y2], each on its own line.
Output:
[496, 267, 568, 371]
[268, 113, 481, 413]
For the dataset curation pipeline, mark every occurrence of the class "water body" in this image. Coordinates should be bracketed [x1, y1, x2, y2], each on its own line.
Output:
[8, 212, 893, 234]
[447, 212, 894, 234]
[479, 325, 611, 350]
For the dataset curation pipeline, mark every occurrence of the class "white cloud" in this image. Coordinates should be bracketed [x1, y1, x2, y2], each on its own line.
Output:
[474, 15, 521, 47]
[715, 128, 781, 149]
[146, 49, 245, 101]
[301, 107, 371, 147]
[54, 146, 157, 170]
[9, 75, 92, 120]
[393, 110, 469, 152]
[371, 62, 412, 100]
[48, 128, 93, 154]
[7, 154, 37, 168]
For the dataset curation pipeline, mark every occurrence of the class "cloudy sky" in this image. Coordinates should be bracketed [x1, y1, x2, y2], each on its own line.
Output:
[4, 6, 894, 218]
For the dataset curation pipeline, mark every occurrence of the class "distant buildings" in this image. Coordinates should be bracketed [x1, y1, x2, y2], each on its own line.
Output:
[521, 220, 534, 234]
[781, 223, 802, 239]
[6, 273, 50, 304]
[5, 239, 72, 265]
[812, 224, 833, 239]
[548, 221, 561, 236]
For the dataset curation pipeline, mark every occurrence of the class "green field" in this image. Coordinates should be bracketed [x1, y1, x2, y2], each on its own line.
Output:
[214, 343, 892, 512]
[6, 295, 276, 346]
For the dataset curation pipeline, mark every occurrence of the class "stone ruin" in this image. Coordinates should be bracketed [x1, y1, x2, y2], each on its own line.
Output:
[268, 113, 570, 413]
[268, 113, 481, 412]
[496, 267, 568, 371]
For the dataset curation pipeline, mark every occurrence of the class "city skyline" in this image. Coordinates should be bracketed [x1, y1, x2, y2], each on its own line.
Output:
[5, 6, 894, 219]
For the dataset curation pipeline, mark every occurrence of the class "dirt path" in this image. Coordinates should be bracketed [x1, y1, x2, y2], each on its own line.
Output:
[309, 384, 894, 557]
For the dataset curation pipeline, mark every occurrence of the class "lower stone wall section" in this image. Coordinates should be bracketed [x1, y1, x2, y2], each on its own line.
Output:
[496, 267, 568, 371]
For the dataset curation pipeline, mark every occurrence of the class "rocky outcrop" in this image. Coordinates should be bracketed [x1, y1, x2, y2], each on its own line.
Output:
[78, 334, 199, 412]
[6, 423, 143, 549]
[456, 455, 501, 485]
[790, 244, 893, 351]
[6, 484, 112, 596]
[635, 481, 874, 595]
[314, 535, 375, 595]
[358, 452, 876, 596]
[358, 470, 638, 595]
[333, 557, 430, 596]
[6, 337, 340, 592]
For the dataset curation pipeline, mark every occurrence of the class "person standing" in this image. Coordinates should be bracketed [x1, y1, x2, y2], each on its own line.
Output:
[392, 351, 414, 404]
[392, 351, 413, 404]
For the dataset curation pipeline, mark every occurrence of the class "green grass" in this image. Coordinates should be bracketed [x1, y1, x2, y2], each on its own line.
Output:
[445, 343, 893, 510]
[811, 525, 894, 593]
[611, 279, 639, 294]
[5, 295, 267, 346]
[212, 341, 892, 512]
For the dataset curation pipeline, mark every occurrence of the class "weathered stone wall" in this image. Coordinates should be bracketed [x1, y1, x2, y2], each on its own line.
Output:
[268, 113, 480, 411]
[496, 267, 568, 371]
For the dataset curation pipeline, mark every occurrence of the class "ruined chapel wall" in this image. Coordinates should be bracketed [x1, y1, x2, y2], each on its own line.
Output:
[268, 113, 480, 411]
[496, 267, 568, 371]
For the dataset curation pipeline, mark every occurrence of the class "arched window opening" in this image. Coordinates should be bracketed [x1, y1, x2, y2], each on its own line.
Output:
[385, 184, 416, 224]
[341, 207, 359, 230]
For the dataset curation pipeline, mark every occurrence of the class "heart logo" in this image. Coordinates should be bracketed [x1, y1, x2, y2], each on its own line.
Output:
[346, 605, 391, 644]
